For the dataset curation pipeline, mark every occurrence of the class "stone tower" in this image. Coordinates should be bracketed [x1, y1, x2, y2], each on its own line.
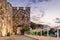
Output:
[0, 0, 13, 36]
[12, 7, 30, 34]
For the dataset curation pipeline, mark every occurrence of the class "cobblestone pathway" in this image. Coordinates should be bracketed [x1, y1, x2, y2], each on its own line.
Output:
[0, 35, 37, 40]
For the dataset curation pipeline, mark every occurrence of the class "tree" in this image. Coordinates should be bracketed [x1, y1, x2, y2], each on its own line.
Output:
[20, 27, 29, 35]
[30, 22, 37, 29]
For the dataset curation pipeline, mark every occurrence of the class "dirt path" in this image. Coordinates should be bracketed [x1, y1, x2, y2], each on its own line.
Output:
[25, 34, 60, 40]
[0, 35, 37, 40]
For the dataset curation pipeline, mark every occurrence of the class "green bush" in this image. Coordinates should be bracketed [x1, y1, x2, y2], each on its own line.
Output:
[49, 29, 55, 35]
[38, 32, 41, 36]
[30, 32, 38, 35]
[31, 32, 35, 35]
[20, 27, 29, 35]
[49, 29, 56, 37]
[42, 31, 47, 36]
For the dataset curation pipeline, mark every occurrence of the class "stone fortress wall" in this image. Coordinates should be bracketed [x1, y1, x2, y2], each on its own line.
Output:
[0, 0, 30, 36]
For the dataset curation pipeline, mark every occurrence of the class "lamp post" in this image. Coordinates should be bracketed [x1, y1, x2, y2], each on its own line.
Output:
[57, 27, 59, 38]
[54, 18, 60, 38]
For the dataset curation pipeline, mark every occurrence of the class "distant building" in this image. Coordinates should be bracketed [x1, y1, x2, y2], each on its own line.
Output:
[37, 24, 50, 29]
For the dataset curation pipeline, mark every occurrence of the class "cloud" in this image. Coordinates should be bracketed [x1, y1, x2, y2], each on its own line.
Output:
[29, 0, 50, 3]
[8, 0, 50, 24]
[8, 0, 60, 25]
[8, 0, 50, 7]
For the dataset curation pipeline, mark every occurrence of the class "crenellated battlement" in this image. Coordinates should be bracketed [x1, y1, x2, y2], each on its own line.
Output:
[13, 7, 30, 11]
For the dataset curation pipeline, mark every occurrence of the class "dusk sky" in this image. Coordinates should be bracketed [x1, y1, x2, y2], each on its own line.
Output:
[8, 0, 60, 26]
